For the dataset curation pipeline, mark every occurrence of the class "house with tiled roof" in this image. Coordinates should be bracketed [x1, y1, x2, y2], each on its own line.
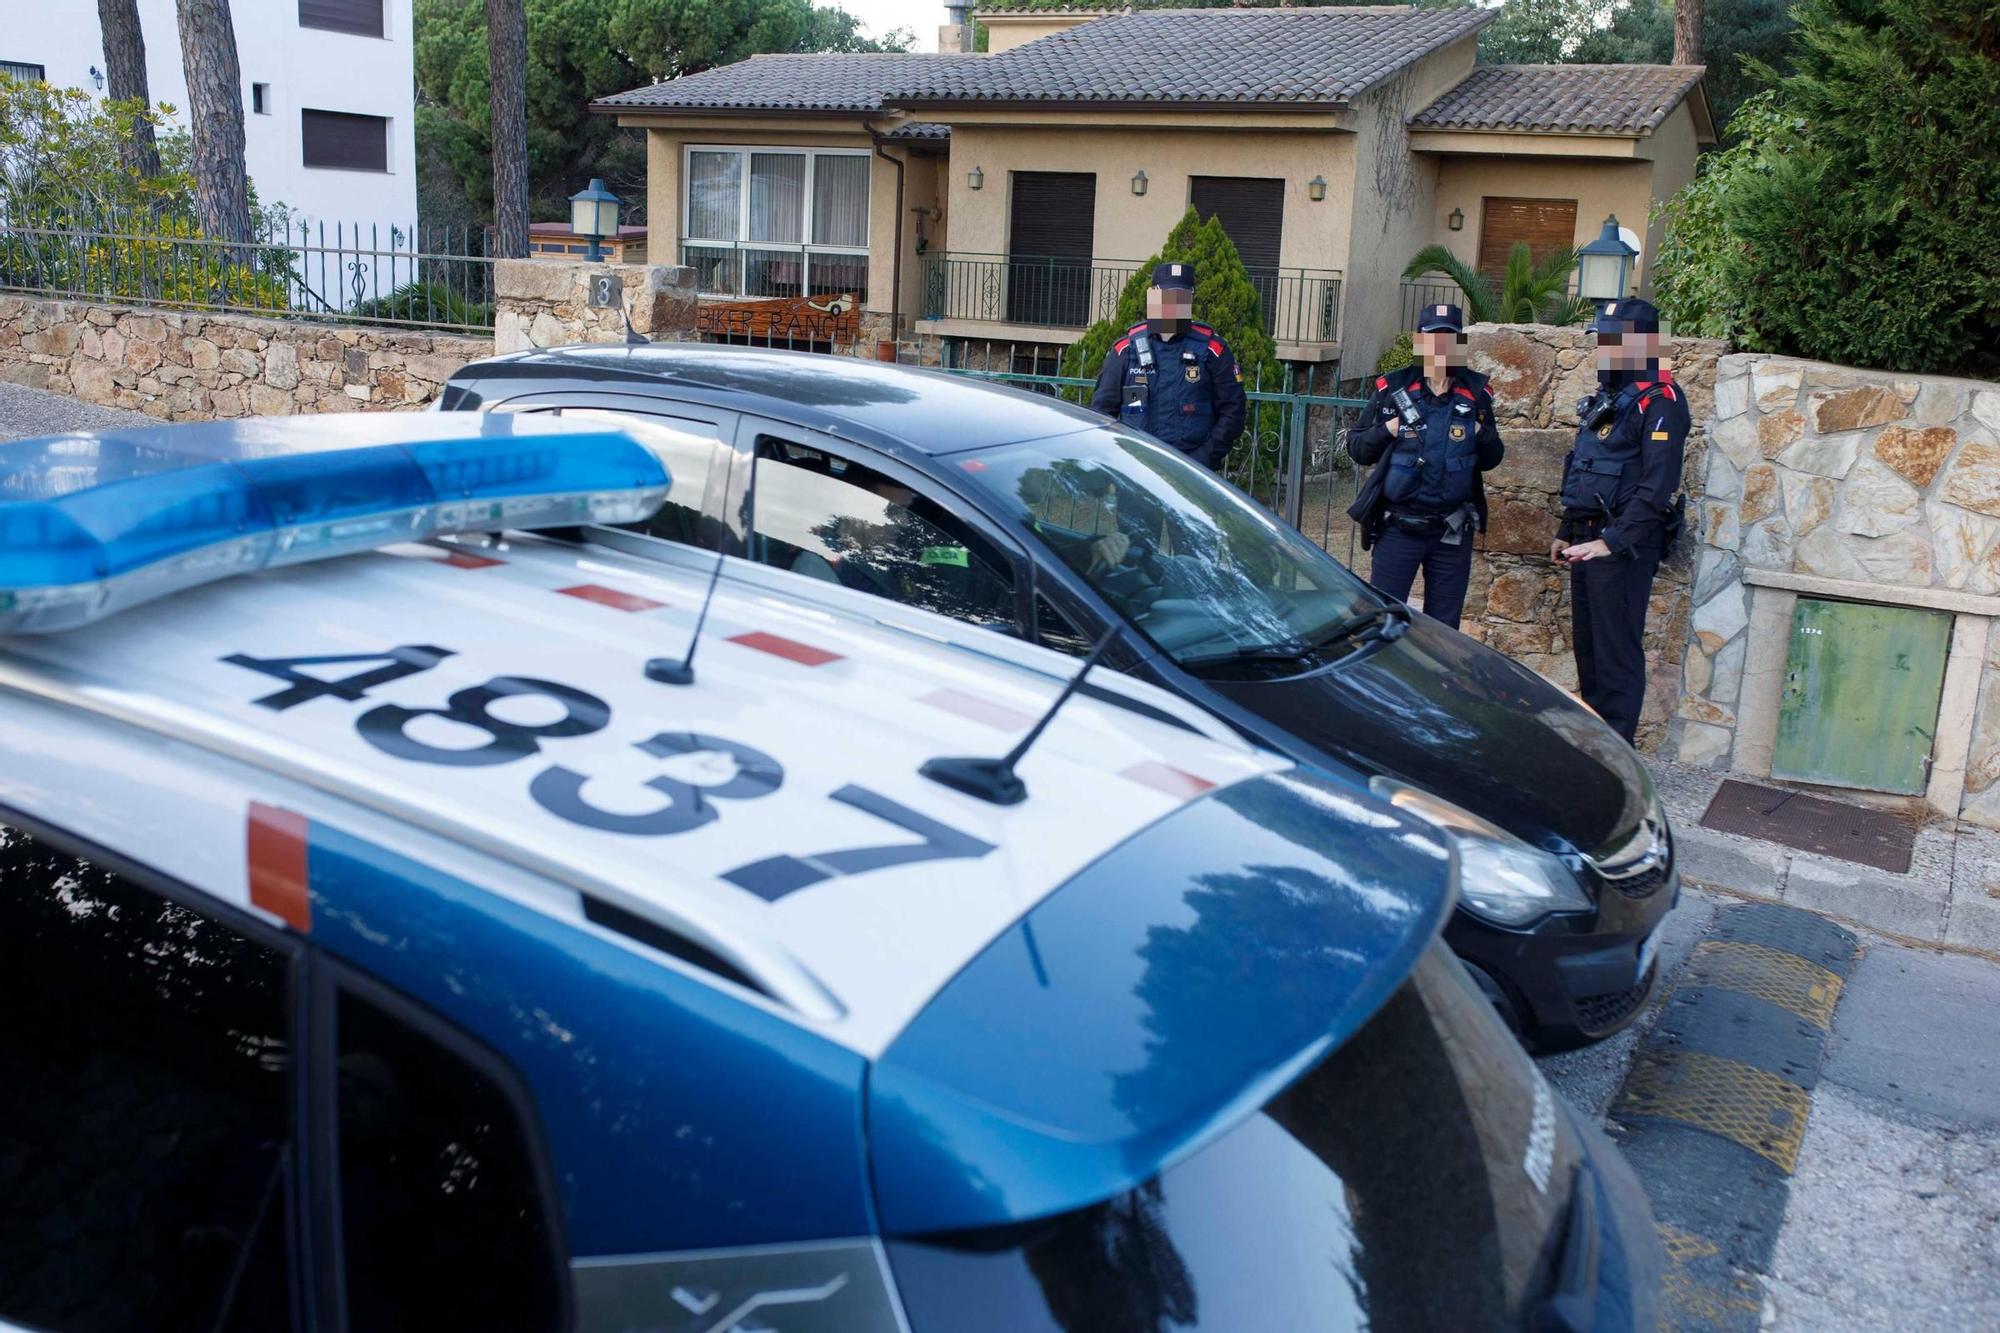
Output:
[592, 4, 1713, 372]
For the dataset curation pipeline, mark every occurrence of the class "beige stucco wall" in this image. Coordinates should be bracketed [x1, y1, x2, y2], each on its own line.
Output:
[1419, 100, 1703, 299]
[637, 122, 903, 318]
[942, 123, 1353, 273]
[978, 13, 1100, 53]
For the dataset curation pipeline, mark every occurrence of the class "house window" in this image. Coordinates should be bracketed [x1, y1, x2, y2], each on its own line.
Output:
[0, 60, 46, 82]
[682, 146, 870, 300]
[1006, 171, 1096, 326]
[298, 0, 385, 38]
[252, 82, 270, 115]
[302, 109, 388, 172]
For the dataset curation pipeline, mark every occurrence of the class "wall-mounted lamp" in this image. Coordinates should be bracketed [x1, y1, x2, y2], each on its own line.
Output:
[1448, 207, 1465, 232]
[88, 65, 104, 91]
[967, 165, 984, 191]
[1308, 175, 1327, 202]
[1131, 169, 1148, 197]
[1577, 214, 1639, 308]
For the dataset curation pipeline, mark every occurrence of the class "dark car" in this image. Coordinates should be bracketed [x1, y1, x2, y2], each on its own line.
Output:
[440, 344, 1678, 1049]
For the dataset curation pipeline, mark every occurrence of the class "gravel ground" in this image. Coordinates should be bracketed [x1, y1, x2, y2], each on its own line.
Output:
[0, 382, 152, 442]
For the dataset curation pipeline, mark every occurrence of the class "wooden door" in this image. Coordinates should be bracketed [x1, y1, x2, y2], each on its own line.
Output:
[1477, 197, 1577, 283]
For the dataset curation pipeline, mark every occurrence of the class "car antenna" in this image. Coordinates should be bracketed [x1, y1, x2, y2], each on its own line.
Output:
[645, 545, 726, 686]
[622, 294, 650, 346]
[920, 626, 1118, 806]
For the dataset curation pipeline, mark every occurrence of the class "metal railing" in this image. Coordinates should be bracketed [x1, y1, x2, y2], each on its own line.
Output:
[679, 242, 869, 303]
[912, 334, 1370, 564]
[1400, 278, 1469, 330]
[922, 252, 1342, 343]
[0, 206, 496, 331]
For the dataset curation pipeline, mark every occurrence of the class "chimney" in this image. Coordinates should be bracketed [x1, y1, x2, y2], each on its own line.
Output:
[940, 2, 976, 54]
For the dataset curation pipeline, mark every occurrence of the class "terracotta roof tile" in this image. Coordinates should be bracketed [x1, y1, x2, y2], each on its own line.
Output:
[1410, 64, 1707, 136]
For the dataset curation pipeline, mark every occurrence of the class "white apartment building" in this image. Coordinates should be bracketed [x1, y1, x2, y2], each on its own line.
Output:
[7, 0, 417, 245]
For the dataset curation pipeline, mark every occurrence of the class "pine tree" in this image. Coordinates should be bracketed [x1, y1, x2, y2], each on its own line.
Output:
[98, 0, 159, 180]
[1060, 209, 1280, 466]
[174, 0, 249, 243]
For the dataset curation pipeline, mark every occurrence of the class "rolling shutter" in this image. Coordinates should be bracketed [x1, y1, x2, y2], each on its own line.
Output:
[1477, 197, 1577, 282]
[1190, 176, 1284, 274]
[301, 110, 388, 172]
[298, 0, 384, 37]
[1007, 172, 1096, 326]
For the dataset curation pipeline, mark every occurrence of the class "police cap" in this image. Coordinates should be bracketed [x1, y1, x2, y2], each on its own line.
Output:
[1416, 302, 1463, 333]
[1151, 261, 1195, 291]
[1593, 297, 1660, 335]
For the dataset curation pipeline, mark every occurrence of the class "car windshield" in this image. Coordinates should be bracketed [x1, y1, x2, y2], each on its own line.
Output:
[952, 426, 1379, 666]
[886, 947, 1580, 1331]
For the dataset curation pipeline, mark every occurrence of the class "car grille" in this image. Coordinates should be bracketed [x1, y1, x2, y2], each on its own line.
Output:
[1594, 821, 1674, 899]
[1576, 966, 1655, 1035]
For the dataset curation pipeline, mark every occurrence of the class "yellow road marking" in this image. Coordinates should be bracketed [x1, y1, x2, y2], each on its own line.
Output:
[1685, 939, 1845, 1029]
[1618, 1048, 1812, 1173]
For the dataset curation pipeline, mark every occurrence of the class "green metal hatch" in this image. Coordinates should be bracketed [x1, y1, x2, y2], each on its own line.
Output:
[1771, 598, 1951, 795]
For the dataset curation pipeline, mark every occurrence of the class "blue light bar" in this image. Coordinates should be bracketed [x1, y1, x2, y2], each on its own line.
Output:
[0, 413, 670, 633]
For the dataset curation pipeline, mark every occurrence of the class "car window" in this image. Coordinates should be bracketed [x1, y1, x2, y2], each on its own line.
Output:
[335, 987, 561, 1333]
[0, 826, 300, 1333]
[751, 437, 1018, 633]
[955, 425, 1378, 667]
[1035, 593, 1095, 658]
[500, 404, 723, 550]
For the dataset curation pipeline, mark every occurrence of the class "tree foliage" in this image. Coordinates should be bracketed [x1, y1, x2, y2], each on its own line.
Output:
[1572, 0, 1798, 138]
[413, 0, 904, 224]
[1647, 92, 1791, 339]
[1402, 241, 1591, 325]
[0, 78, 190, 218]
[1715, 0, 2000, 375]
[1058, 208, 1281, 467]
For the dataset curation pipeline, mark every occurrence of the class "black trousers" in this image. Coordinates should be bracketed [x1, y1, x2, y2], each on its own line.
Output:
[1371, 526, 1474, 630]
[1571, 544, 1662, 743]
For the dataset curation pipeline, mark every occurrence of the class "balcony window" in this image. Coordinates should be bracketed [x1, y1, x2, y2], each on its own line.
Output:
[683, 147, 869, 299]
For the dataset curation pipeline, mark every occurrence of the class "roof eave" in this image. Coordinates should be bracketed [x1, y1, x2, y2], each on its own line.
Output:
[593, 102, 881, 121]
[887, 97, 1352, 114]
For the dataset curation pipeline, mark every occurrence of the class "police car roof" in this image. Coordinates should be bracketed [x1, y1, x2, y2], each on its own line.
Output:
[0, 526, 1283, 1056]
[457, 342, 1109, 456]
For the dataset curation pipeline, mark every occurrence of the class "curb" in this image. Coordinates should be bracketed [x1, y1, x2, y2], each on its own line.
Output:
[1606, 902, 1859, 1332]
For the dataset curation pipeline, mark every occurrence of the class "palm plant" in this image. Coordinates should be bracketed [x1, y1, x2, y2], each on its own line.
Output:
[1403, 240, 1592, 326]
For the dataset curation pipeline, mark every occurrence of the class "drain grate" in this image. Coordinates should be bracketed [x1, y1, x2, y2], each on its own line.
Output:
[1698, 778, 1919, 873]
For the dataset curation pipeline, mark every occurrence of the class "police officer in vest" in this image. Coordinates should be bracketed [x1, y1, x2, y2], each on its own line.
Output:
[1090, 261, 1246, 470]
[1556, 297, 1690, 743]
[1345, 303, 1503, 630]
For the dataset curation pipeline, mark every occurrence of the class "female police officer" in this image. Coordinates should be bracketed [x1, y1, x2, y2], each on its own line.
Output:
[1345, 303, 1504, 630]
[1554, 297, 1689, 743]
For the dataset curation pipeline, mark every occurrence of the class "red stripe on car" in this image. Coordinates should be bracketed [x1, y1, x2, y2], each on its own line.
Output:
[557, 584, 666, 613]
[1120, 762, 1217, 800]
[919, 688, 1037, 731]
[247, 802, 312, 932]
[728, 631, 844, 667]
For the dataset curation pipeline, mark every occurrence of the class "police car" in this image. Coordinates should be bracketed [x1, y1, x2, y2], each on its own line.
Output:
[0, 415, 1661, 1331]
[438, 344, 1679, 1050]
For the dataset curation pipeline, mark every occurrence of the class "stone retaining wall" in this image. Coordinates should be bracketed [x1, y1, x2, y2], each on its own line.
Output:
[0, 295, 490, 418]
[492, 259, 697, 353]
[1671, 354, 2000, 827]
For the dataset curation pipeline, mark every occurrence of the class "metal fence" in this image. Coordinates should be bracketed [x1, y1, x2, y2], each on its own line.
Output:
[0, 207, 496, 332]
[1400, 278, 1468, 329]
[913, 335, 1371, 563]
[922, 253, 1342, 344]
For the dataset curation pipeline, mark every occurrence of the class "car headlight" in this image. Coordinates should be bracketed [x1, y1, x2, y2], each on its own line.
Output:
[1370, 776, 1591, 927]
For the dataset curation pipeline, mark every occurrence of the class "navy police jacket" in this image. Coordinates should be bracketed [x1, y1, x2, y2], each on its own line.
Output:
[1345, 366, 1503, 541]
[1560, 374, 1690, 555]
[1091, 321, 1246, 469]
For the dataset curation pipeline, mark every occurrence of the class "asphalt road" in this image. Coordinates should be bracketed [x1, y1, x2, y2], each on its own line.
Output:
[0, 380, 152, 442]
[1538, 884, 2000, 1329]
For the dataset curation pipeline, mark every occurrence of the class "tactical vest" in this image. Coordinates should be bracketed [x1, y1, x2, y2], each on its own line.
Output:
[1382, 371, 1484, 512]
[1119, 324, 1221, 454]
[1560, 382, 1665, 515]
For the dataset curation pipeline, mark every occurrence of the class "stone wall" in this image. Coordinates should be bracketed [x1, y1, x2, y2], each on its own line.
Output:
[492, 259, 697, 354]
[1345, 324, 1728, 752]
[1671, 354, 2000, 827]
[0, 295, 490, 418]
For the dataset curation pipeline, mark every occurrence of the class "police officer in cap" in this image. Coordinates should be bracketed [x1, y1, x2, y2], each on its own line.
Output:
[1091, 260, 1246, 470]
[1555, 296, 1689, 743]
[1344, 302, 1504, 630]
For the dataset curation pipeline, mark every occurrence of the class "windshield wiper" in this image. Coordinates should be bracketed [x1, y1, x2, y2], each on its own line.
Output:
[1307, 601, 1411, 652]
[1177, 639, 1316, 668]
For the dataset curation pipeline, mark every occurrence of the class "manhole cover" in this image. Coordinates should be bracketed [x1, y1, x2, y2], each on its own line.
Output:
[1699, 779, 1918, 874]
